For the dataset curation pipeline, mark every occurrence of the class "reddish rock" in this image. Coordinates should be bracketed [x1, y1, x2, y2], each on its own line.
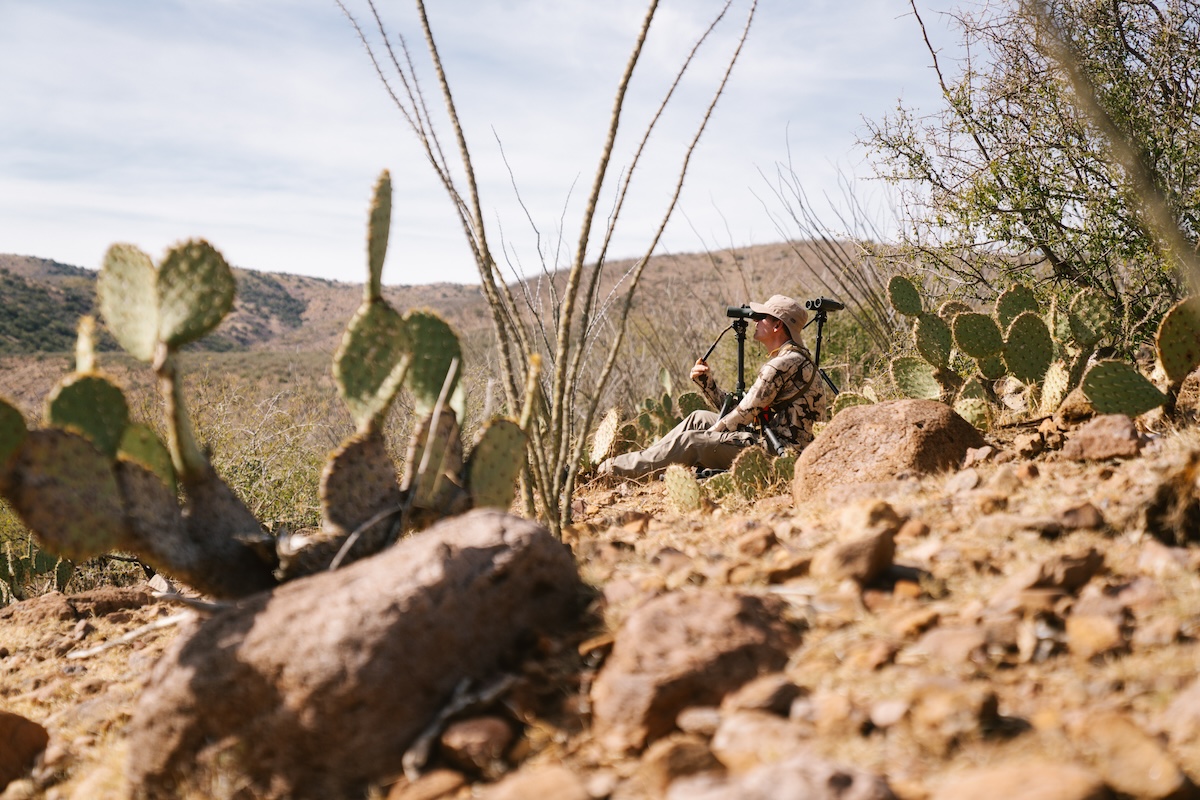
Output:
[0, 710, 48, 791]
[1069, 712, 1197, 799]
[710, 710, 812, 772]
[811, 528, 895, 587]
[1062, 414, 1142, 461]
[929, 759, 1107, 800]
[479, 764, 589, 800]
[590, 589, 800, 754]
[793, 400, 985, 503]
[123, 510, 583, 800]
[906, 678, 999, 756]
[637, 733, 722, 794]
[439, 716, 514, 777]
[719, 673, 802, 717]
[386, 769, 467, 800]
[667, 753, 894, 800]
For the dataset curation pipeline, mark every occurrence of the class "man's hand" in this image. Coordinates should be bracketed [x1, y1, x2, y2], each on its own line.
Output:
[690, 358, 710, 383]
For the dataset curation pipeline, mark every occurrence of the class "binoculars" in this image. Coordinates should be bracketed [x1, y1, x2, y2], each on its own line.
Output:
[725, 304, 763, 319]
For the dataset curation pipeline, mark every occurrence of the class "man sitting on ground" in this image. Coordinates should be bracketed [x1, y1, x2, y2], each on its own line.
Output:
[597, 294, 828, 480]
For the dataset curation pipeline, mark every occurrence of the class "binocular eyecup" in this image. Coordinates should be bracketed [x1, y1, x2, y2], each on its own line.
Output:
[804, 297, 845, 312]
[726, 304, 765, 320]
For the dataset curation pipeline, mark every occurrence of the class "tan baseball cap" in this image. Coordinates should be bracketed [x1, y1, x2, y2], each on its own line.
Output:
[748, 295, 808, 340]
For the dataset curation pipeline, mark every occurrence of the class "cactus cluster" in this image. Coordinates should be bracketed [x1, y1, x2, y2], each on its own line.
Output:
[0, 169, 530, 598]
[885, 276, 1114, 425]
[1, 537, 73, 604]
[883, 275, 1200, 423]
[661, 449, 795, 511]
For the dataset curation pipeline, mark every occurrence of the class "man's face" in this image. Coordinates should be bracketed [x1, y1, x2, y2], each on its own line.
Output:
[753, 315, 780, 343]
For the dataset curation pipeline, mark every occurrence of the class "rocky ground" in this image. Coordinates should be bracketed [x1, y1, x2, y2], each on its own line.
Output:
[4, 408, 1200, 800]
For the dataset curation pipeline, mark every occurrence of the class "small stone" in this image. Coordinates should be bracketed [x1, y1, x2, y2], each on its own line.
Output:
[963, 445, 996, 467]
[987, 465, 1022, 494]
[907, 678, 998, 756]
[811, 528, 895, 587]
[386, 769, 467, 800]
[945, 469, 981, 494]
[720, 673, 802, 717]
[735, 525, 777, 557]
[676, 707, 723, 737]
[1070, 711, 1195, 799]
[637, 733, 722, 795]
[1058, 503, 1105, 531]
[1016, 462, 1040, 481]
[479, 765, 589, 800]
[438, 715, 514, 776]
[1066, 615, 1124, 660]
[1013, 432, 1044, 459]
[710, 710, 812, 772]
[1061, 414, 1141, 461]
[930, 759, 1105, 800]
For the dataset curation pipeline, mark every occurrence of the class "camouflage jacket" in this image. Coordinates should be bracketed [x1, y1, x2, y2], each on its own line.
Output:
[693, 341, 827, 450]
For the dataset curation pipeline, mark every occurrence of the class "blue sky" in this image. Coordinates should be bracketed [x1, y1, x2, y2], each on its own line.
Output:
[0, 1, 959, 285]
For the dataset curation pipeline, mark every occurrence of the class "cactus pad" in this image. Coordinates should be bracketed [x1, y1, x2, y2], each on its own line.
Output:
[0, 398, 26, 469]
[1081, 360, 1168, 417]
[98, 243, 159, 362]
[404, 310, 463, 416]
[888, 275, 923, 316]
[1039, 360, 1072, 415]
[591, 407, 622, 464]
[45, 374, 129, 460]
[773, 454, 796, 484]
[367, 170, 392, 301]
[334, 300, 412, 430]
[891, 357, 942, 401]
[731, 447, 773, 498]
[831, 391, 872, 416]
[1003, 311, 1053, 384]
[995, 284, 1039, 330]
[466, 418, 526, 510]
[937, 299, 972, 321]
[977, 354, 1008, 381]
[3, 430, 126, 560]
[118, 423, 176, 493]
[664, 464, 703, 512]
[157, 239, 237, 349]
[678, 391, 707, 417]
[957, 376, 989, 401]
[953, 397, 992, 430]
[1068, 288, 1113, 348]
[914, 313, 953, 370]
[1156, 296, 1200, 385]
[320, 429, 403, 540]
[953, 313, 1004, 358]
[702, 471, 736, 502]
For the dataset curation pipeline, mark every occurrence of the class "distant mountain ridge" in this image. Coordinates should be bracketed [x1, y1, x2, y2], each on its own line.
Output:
[0, 253, 490, 355]
[0, 240, 842, 356]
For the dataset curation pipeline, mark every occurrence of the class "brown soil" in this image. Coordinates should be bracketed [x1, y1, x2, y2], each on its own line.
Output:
[4, 422, 1200, 799]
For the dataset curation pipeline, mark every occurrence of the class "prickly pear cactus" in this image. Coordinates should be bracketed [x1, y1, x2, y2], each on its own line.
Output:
[118, 423, 176, 493]
[891, 357, 942, 401]
[1002, 312, 1054, 385]
[995, 284, 1039, 331]
[953, 397, 992, 430]
[45, 375, 129, 461]
[937, 299, 972, 322]
[0, 397, 26, 470]
[405, 311, 463, 417]
[402, 409, 466, 518]
[4, 429, 127, 560]
[702, 471, 736, 502]
[466, 418, 526, 510]
[334, 302, 412, 432]
[888, 275, 923, 317]
[591, 407, 622, 464]
[664, 464, 703, 512]
[157, 240, 237, 349]
[1039, 361, 1073, 415]
[772, 454, 796, 485]
[952, 313, 1004, 359]
[97, 244, 159, 362]
[1081, 360, 1167, 417]
[731, 447, 773, 499]
[914, 313, 953, 370]
[321, 430, 403, 543]
[678, 391, 707, 418]
[1068, 288, 1113, 349]
[831, 392, 872, 416]
[1156, 296, 1200, 386]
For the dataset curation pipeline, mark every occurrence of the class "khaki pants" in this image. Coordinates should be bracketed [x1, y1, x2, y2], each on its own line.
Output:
[600, 410, 753, 479]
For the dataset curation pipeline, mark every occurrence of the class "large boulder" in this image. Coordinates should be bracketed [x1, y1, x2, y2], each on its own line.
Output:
[590, 589, 800, 755]
[793, 400, 985, 504]
[124, 509, 584, 800]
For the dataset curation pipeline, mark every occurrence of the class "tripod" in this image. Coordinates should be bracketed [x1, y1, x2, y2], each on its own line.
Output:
[805, 305, 841, 396]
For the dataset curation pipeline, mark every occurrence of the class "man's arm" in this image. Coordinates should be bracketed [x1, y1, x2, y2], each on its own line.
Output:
[708, 362, 781, 432]
[690, 359, 725, 410]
